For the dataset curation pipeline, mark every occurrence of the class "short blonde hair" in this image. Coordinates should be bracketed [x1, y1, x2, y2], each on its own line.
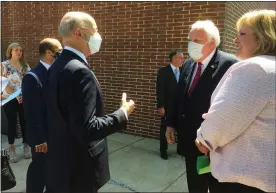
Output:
[58, 12, 97, 37]
[237, 10, 276, 56]
[39, 38, 62, 56]
[191, 20, 221, 47]
[6, 42, 29, 73]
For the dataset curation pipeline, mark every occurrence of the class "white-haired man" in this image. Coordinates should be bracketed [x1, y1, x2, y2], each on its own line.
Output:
[165, 20, 239, 193]
[44, 12, 135, 193]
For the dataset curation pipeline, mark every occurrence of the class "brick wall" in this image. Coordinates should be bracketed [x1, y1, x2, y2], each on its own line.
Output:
[1, 2, 272, 139]
[222, 1, 276, 54]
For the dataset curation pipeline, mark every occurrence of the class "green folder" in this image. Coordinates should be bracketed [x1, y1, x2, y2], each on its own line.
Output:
[197, 156, 211, 175]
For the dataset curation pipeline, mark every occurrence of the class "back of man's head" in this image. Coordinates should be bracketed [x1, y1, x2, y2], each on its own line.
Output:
[58, 12, 97, 38]
[39, 38, 61, 56]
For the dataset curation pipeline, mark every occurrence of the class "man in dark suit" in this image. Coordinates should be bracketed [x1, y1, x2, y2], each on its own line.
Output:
[44, 12, 135, 193]
[22, 38, 62, 193]
[166, 20, 239, 193]
[156, 50, 183, 160]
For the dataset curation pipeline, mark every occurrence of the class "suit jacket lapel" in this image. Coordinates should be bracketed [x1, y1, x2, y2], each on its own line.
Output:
[181, 60, 195, 96]
[167, 65, 178, 84]
[190, 49, 220, 95]
[80, 61, 103, 98]
[63, 50, 103, 95]
[200, 49, 220, 79]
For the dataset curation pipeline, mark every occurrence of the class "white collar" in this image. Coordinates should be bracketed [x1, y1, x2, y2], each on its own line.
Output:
[64, 46, 88, 64]
[201, 49, 216, 68]
[170, 63, 179, 71]
[40, 60, 51, 70]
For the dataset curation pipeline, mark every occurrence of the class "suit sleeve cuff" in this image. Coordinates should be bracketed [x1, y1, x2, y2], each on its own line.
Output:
[120, 107, 128, 120]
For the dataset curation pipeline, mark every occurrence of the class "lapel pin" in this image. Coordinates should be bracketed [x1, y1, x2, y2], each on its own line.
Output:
[211, 65, 215, 68]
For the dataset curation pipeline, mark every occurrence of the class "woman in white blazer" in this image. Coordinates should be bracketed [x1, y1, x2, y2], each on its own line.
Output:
[195, 10, 276, 193]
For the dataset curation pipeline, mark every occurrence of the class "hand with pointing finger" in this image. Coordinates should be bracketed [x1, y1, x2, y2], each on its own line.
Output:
[120, 93, 135, 116]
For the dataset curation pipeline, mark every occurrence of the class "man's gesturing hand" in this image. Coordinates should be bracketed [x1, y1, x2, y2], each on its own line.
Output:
[121, 93, 135, 116]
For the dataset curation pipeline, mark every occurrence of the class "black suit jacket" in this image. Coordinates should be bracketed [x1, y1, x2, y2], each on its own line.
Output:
[45, 49, 127, 193]
[22, 62, 48, 147]
[156, 64, 180, 119]
[167, 49, 239, 156]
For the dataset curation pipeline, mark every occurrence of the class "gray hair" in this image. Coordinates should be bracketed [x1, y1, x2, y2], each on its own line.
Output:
[58, 12, 97, 37]
[191, 20, 221, 47]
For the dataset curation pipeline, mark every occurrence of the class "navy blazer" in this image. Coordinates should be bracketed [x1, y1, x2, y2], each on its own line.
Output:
[22, 62, 48, 147]
[45, 49, 127, 192]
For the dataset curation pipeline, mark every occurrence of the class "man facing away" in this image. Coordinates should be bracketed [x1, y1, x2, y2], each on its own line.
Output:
[166, 20, 239, 193]
[22, 38, 62, 193]
[156, 50, 183, 160]
[44, 12, 135, 193]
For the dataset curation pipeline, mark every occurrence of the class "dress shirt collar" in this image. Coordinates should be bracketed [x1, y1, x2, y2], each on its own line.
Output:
[40, 60, 51, 70]
[64, 46, 88, 64]
[170, 63, 179, 71]
[200, 49, 216, 69]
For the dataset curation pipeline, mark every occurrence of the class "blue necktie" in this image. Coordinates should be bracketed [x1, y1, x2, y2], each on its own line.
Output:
[174, 68, 180, 83]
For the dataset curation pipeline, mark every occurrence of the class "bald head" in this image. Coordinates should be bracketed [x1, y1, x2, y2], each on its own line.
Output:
[58, 12, 98, 37]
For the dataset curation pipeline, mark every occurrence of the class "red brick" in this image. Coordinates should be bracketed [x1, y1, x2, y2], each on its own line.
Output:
[1, 1, 271, 139]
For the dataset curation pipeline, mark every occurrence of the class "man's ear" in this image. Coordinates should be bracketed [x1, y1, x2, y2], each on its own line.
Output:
[210, 39, 216, 48]
[74, 28, 81, 37]
[45, 50, 51, 56]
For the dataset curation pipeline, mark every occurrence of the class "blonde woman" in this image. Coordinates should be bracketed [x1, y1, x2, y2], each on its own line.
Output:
[1, 43, 32, 162]
[195, 10, 276, 193]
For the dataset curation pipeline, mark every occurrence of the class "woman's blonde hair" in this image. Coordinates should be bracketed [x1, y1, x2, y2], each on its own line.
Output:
[5, 42, 29, 73]
[237, 9, 276, 56]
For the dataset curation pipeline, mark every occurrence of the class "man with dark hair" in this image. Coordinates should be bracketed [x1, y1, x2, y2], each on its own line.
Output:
[22, 38, 62, 193]
[156, 50, 184, 160]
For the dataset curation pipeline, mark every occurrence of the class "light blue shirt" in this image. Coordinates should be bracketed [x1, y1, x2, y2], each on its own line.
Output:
[170, 63, 180, 82]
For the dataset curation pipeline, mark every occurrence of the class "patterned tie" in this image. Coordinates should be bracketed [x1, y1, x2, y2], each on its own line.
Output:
[188, 62, 203, 96]
[174, 68, 180, 83]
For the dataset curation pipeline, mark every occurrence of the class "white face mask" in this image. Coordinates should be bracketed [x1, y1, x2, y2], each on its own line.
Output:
[87, 32, 102, 55]
[188, 41, 204, 61]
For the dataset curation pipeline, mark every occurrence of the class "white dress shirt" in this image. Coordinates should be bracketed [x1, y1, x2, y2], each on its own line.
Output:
[197, 55, 276, 192]
[189, 49, 216, 90]
[64, 46, 128, 119]
[40, 60, 51, 70]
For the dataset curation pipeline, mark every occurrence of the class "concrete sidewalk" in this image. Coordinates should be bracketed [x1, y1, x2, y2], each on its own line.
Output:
[1, 133, 188, 192]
